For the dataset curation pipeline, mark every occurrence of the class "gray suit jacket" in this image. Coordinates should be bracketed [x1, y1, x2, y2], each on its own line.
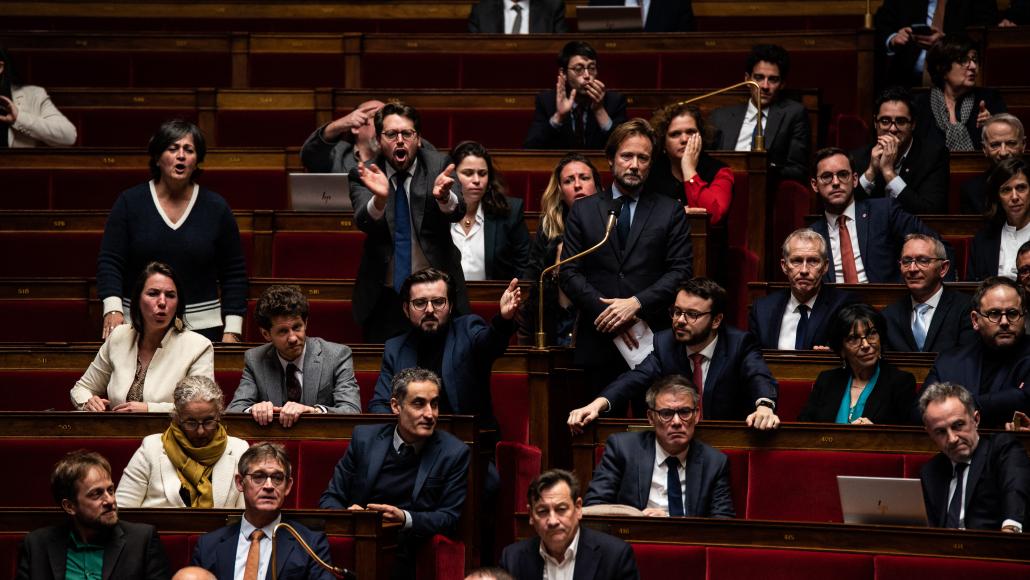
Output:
[709, 97, 810, 182]
[228, 337, 361, 414]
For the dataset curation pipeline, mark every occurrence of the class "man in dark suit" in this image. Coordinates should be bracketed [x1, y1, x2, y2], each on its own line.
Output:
[920, 276, 1030, 428]
[918, 382, 1030, 531]
[851, 86, 949, 214]
[749, 228, 855, 350]
[321, 368, 471, 579]
[884, 234, 975, 353]
[191, 443, 334, 580]
[500, 469, 639, 580]
[569, 278, 780, 431]
[1018, 241, 1030, 296]
[584, 375, 734, 517]
[586, 0, 695, 31]
[300, 99, 384, 174]
[559, 118, 692, 392]
[228, 285, 361, 426]
[468, 0, 568, 33]
[710, 44, 810, 183]
[809, 146, 942, 284]
[524, 41, 628, 149]
[961, 113, 1025, 214]
[349, 101, 468, 342]
[17, 450, 170, 580]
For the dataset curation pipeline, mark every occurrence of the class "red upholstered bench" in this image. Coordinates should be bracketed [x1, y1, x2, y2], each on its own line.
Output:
[52, 169, 151, 209]
[495, 442, 542, 560]
[160, 534, 194, 572]
[941, 236, 971, 281]
[874, 554, 1030, 579]
[354, 371, 379, 411]
[418, 534, 465, 580]
[901, 453, 934, 478]
[213, 370, 243, 403]
[0, 169, 51, 209]
[201, 170, 288, 210]
[491, 374, 530, 444]
[774, 379, 814, 423]
[215, 111, 317, 148]
[295, 439, 350, 509]
[328, 536, 357, 574]
[248, 54, 348, 89]
[0, 299, 95, 343]
[70, 109, 198, 147]
[448, 110, 535, 150]
[707, 547, 873, 580]
[0, 534, 22, 579]
[0, 370, 82, 411]
[0, 232, 103, 277]
[2, 439, 140, 506]
[271, 232, 365, 278]
[633, 544, 707, 580]
[23, 51, 231, 89]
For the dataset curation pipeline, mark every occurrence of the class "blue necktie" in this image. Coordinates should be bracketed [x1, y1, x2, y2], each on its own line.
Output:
[665, 456, 684, 516]
[617, 196, 634, 247]
[913, 303, 931, 351]
[946, 462, 968, 528]
[392, 171, 411, 293]
[794, 304, 810, 350]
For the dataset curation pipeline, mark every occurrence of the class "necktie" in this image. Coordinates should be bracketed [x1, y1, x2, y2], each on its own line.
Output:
[510, 2, 523, 34]
[945, 462, 968, 528]
[750, 110, 764, 150]
[837, 215, 860, 284]
[690, 352, 705, 418]
[393, 170, 412, 293]
[922, 0, 948, 85]
[665, 456, 684, 516]
[617, 196, 633, 247]
[912, 303, 931, 351]
[794, 304, 810, 350]
[574, 107, 587, 147]
[243, 529, 265, 580]
[284, 363, 301, 402]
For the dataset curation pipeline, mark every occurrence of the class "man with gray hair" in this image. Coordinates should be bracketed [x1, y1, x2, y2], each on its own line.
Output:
[749, 227, 856, 350]
[962, 113, 1026, 214]
[883, 233, 975, 352]
[918, 382, 1030, 532]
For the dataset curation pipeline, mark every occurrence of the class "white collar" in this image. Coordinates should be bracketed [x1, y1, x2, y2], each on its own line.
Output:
[240, 513, 282, 544]
[538, 526, 581, 566]
[912, 284, 944, 310]
[687, 333, 719, 358]
[824, 198, 857, 227]
[787, 288, 820, 312]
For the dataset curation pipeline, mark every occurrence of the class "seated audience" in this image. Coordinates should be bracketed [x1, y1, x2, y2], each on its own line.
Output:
[915, 34, 1006, 152]
[97, 119, 247, 343]
[749, 228, 855, 350]
[321, 368, 470, 579]
[568, 277, 779, 430]
[228, 285, 360, 425]
[72, 262, 214, 413]
[918, 382, 1030, 531]
[647, 102, 734, 225]
[300, 99, 385, 174]
[584, 375, 735, 517]
[852, 86, 949, 214]
[798, 304, 917, 425]
[921, 276, 1030, 428]
[449, 141, 530, 281]
[467, 0, 568, 33]
[500, 469, 639, 580]
[191, 443, 334, 580]
[961, 113, 1025, 214]
[117, 376, 249, 509]
[969, 158, 1030, 280]
[0, 47, 76, 147]
[586, 0, 695, 32]
[17, 450, 171, 579]
[524, 41, 627, 149]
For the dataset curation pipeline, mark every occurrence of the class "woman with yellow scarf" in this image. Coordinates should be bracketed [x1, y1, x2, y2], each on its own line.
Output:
[116, 375, 250, 508]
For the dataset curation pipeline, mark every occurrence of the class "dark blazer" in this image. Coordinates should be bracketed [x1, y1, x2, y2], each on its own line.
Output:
[709, 97, 810, 182]
[748, 286, 856, 350]
[190, 518, 333, 580]
[797, 361, 917, 425]
[913, 88, 1007, 151]
[922, 337, 1030, 428]
[587, 0, 696, 31]
[349, 148, 467, 326]
[583, 430, 735, 517]
[17, 521, 170, 580]
[559, 189, 693, 366]
[921, 433, 1030, 530]
[468, 0, 569, 32]
[524, 90, 628, 149]
[1008, 0, 1030, 22]
[810, 197, 941, 283]
[850, 135, 950, 214]
[967, 222, 1018, 281]
[319, 423, 470, 537]
[960, 170, 989, 215]
[882, 287, 976, 353]
[228, 337, 361, 414]
[601, 326, 778, 420]
[500, 526, 639, 580]
[482, 196, 531, 280]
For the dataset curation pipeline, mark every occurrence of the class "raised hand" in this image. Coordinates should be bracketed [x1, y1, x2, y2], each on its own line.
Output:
[582, 79, 607, 110]
[433, 163, 456, 201]
[680, 132, 702, 179]
[357, 162, 390, 201]
[499, 278, 523, 320]
[878, 134, 900, 181]
[554, 72, 576, 120]
[324, 102, 383, 141]
[976, 100, 991, 128]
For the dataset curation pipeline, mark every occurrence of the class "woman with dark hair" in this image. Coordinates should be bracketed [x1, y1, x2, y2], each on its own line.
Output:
[97, 119, 247, 343]
[968, 158, 1030, 280]
[914, 34, 1006, 151]
[798, 304, 916, 425]
[0, 47, 76, 147]
[449, 140, 530, 281]
[72, 262, 214, 413]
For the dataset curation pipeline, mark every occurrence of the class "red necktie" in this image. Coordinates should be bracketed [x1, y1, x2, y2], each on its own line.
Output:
[690, 352, 705, 419]
[837, 215, 860, 284]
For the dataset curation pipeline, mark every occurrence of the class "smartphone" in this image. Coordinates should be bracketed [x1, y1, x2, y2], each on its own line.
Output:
[911, 24, 933, 36]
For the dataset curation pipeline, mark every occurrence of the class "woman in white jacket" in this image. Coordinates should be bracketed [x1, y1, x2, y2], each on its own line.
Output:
[0, 47, 77, 147]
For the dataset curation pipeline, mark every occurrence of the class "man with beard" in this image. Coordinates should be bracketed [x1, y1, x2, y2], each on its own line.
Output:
[961, 113, 1026, 214]
[17, 450, 171, 579]
[568, 277, 779, 432]
[300, 99, 385, 174]
[919, 277, 1030, 428]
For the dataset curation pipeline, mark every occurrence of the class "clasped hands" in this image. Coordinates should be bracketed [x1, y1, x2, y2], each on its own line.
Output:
[594, 297, 642, 348]
[250, 400, 318, 428]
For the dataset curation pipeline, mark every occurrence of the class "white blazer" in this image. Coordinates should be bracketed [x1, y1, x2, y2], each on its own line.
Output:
[116, 433, 250, 508]
[70, 325, 214, 413]
[8, 85, 77, 147]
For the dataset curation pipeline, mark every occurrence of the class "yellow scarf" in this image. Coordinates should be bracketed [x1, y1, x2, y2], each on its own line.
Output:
[161, 421, 228, 508]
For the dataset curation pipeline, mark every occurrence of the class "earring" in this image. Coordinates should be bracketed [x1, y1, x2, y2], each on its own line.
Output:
[174, 317, 185, 332]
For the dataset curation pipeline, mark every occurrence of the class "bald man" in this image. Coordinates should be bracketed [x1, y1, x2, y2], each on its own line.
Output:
[171, 567, 216, 580]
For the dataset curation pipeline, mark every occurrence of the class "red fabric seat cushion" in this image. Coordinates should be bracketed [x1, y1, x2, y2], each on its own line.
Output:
[902, 453, 935, 478]
[0, 535, 24, 579]
[723, 448, 749, 518]
[354, 370, 379, 411]
[775, 379, 814, 423]
[216, 111, 317, 148]
[201, 170, 287, 210]
[214, 370, 243, 403]
[295, 440, 350, 509]
[417, 534, 465, 580]
[874, 554, 1030, 578]
[0, 233, 103, 277]
[327, 536, 357, 572]
[248, 54, 347, 88]
[72, 109, 197, 147]
[707, 547, 873, 580]
[495, 442, 541, 559]
[1, 439, 140, 506]
[160, 534, 193, 572]
[0, 300, 94, 343]
[0, 370, 83, 411]
[491, 373, 530, 444]
[51, 169, 152, 209]
[633, 544, 706, 580]
[271, 232, 365, 278]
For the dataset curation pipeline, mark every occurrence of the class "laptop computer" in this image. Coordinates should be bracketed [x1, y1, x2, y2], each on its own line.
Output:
[288, 173, 352, 211]
[575, 6, 643, 32]
[837, 475, 929, 526]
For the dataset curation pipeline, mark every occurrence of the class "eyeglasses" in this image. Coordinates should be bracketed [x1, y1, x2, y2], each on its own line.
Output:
[816, 170, 853, 184]
[244, 472, 288, 486]
[180, 418, 219, 431]
[976, 309, 1025, 324]
[382, 129, 417, 141]
[669, 308, 711, 322]
[649, 406, 697, 422]
[899, 256, 944, 269]
[957, 55, 979, 67]
[875, 116, 912, 129]
[567, 64, 598, 76]
[409, 297, 448, 311]
[844, 328, 880, 347]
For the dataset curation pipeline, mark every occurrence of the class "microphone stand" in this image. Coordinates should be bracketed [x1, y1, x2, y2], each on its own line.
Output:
[864, 0, 873, 29]
[673, 80, 765, 152]
[271, 522, 356, 580]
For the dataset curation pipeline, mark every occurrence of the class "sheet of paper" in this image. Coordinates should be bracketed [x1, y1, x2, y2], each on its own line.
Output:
[613, 319, 655, 369]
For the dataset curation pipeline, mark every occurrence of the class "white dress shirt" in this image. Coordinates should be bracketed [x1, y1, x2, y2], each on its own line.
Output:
[236, 514, 282, 580]
[686, 335, 719, 388]
[777, 292, 820, 350]
[624, 0, 652, 25]
[998, 221, 1030, 279]
[734, 100, 767, 152]
[451, 204, 487, 281]
[538, 526, 581, 580]
[948, 457, 1023, 532]
[911, 284, 944, 329]
[504, 0, 530, 34]
[824, 200, 868, 283]
[647, 441, 689, 511]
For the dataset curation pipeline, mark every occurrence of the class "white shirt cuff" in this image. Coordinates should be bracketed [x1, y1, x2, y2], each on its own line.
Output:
[600, 118, 613, 132]
[755, 398, 776, 409]
[885, 33, 898, 56]
[1002, 519, 1023, 532]
[437, 191, 459, 213]
[402, 510, 413, 530]
[366, 197, 386, 221]
[858, 174, 876, 194]
[223, 315, 244, 335]
[103, 296, 125, 316]
[885, 175, 906, 198]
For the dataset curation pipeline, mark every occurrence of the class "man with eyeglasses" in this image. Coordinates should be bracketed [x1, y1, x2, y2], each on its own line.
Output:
[1016, 241, 1030, 299]
[524, 40, 627, 149]
[883, 234, 975, 353]
[569, 278, 779, 432]
[191, 442, 335, 579]
[583, 375, 734, 518]
[918, 276, 1030, 428]
[852, 86, 949, 214]
[349, 101, 468, 342]
[961, 113, 1026, 214]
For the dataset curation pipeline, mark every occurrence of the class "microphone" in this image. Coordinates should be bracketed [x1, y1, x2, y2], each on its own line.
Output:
[271, 523, 357, 580]
[606, 196, 625, 236]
